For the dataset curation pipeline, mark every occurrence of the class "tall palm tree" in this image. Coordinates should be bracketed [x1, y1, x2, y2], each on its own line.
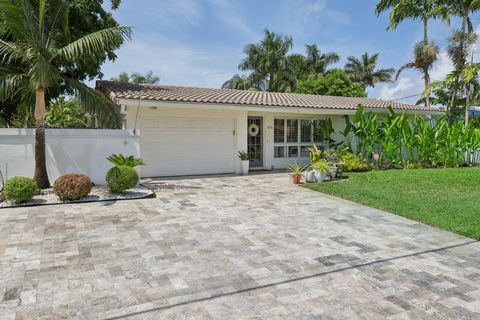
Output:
[344, 53, 395, 88]
[443, 0, 480, 124]
[0, 0, 132, 188]
[239, 29, 295, 92]
[375, 0, 449, 108]
[222, 74, 262, 90]
[305, 44, 339, 76]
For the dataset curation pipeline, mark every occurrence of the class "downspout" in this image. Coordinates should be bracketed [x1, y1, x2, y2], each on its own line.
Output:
[133, 98, 142, 135]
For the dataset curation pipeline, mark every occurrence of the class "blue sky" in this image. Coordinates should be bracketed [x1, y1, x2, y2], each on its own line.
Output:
[95, 0, 480, 103]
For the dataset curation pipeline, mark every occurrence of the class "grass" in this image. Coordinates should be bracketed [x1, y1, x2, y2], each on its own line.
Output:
[304, 167, 480, 239]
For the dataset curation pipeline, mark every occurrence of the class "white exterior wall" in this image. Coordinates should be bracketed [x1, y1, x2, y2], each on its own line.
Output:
[247, 111, 346, 169]
[0, 129, 139, 187]
[123, 103, 247, 175]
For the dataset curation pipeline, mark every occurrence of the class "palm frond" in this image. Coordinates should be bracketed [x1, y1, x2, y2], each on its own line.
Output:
[64, 78, 121, 128]
[395, 62, 416, 80]
[55, 26, 132, 62]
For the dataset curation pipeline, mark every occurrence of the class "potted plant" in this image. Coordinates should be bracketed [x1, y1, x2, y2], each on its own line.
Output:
[312, 159, 330, 182]
[287, 162, 307, 184]
[238, 151, 250, 175]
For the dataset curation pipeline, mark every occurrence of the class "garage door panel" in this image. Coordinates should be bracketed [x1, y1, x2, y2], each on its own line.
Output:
[139, 116, 236, 177]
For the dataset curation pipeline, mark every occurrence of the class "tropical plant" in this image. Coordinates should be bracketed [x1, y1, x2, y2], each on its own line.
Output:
[375, 0, 449, 108]
[222, 75, 261, 90]
[287, 162, 308, 176]
[45, 97, 92, 128]
[295, 69, 367, 98]
[312, 159, 330, 173]
[307, 144, 322, 164]
[344, 52, 395, 88]
[239, 29, 295, 92]
[3, 176, 38, 203]
[106, 165, 139, 193]
[0, 0, 132, 188]
[305, 44, 339, 76]
[107, 154, 145, 167]
[340, 154, 375, 172]
[0, 0, 125, 127]
[111, 71, 160, 84]
[237, 151, 250, 161]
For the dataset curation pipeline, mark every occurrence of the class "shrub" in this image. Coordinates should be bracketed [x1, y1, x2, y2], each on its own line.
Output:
[53, 173, 92, 201]
[106, 166, 139, 193]
[340, 154, 375, 172]
[107, 154, 144, 167]
[3, 177, 38, 203]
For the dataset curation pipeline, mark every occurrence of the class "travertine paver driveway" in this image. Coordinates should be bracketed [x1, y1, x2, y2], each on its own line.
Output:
[1, 173, 480, 319]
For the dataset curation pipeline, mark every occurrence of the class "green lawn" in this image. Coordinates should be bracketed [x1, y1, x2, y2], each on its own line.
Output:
[304, 167, 480, 239]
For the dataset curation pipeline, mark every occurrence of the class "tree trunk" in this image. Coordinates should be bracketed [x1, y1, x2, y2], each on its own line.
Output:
[423, 18, 430, 109]
[33, 87, 50, 188]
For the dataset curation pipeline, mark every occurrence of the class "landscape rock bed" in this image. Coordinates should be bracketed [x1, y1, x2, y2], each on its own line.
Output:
[0, 184, 155, 208]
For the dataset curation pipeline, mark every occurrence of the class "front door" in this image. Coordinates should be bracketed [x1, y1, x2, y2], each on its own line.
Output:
[247, 117, 263, 168]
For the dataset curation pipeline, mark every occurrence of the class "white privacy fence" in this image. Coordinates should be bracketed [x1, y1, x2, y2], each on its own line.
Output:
[0, 129, 140, 188]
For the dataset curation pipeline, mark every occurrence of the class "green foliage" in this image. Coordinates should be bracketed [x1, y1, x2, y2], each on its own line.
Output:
[45, 98, 92, 128]
[307, 145, 322, 163]
[344, 52, 394, 88]
[106, 166, 139, 193]
[348, 107, 480, 167]
[110, 71, 160, 84]
[287, 162, 308, 176]
[295, 69, 367, 97]
[53, 173, 92, 201]
[312, 159, 330, 173]
[0, 0, 132, 128]
[340, 154, 374, 172]
[3, 176, 38, 203]
[237, 151, 249, 161]
[107, 154, 145, 167]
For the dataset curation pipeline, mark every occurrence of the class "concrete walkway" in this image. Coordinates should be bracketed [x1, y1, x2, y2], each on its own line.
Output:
[0, 173, 479, 319]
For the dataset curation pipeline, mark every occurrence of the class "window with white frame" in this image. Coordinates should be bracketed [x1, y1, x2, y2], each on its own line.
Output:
[274, 118, 326, 158]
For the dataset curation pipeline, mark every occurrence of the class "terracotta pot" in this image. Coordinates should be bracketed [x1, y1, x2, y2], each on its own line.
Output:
[291, 175, 301, 184]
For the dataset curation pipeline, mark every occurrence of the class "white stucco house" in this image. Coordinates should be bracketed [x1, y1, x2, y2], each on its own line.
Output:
[96, 81, 438, 177]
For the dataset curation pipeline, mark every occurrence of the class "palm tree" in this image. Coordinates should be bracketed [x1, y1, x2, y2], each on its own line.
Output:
[375, 0, 449, 108]
[305, 44, 339, 75]
[222, 74, 262, 90]
[344, 53, 395, 88]
[239, 29, 295, 92]
[443, 0, 480, 124]
[0, 0, 132, 188]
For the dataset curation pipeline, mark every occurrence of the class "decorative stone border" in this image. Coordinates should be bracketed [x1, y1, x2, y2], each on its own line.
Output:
[0, 184, 155, 209]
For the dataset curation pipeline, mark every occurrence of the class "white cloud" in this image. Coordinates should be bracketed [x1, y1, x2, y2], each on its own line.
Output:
[92, 34, 240, 89]
[141, 0, 203, 30]
[304, 0, 349, 25]
[378, 77, 417, 101]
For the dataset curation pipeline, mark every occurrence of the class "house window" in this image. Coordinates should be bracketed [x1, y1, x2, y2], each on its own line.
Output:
[286, 119, 298, 143]
[274, 146, 285, 158]
[300, 120, 311, 143]
[274, 119, 285, 143]
[288, 146, 298, 157]
[274, 118, 327, 159]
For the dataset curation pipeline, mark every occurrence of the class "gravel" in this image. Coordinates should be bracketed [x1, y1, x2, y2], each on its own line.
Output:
[0, 185, 154, 208]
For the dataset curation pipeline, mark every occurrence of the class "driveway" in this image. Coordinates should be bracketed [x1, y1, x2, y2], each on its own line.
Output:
[0, 173, 479, 319]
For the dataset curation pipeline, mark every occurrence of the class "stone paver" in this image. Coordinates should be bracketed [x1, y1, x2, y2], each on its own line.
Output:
[0, 173, 479, 319]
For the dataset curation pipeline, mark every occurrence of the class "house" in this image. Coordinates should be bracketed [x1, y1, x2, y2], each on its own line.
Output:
[96, 81, 439, 177]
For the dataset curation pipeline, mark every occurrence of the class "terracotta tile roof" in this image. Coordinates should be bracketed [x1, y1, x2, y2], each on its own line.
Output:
[96, 80, 438, 113]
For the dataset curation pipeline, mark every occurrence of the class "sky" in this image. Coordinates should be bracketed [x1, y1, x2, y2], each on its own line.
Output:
[94, 0, 480, 104]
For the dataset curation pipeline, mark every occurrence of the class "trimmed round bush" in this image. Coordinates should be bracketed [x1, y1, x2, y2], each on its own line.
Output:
[53, 173, 92, 201]
[3, 176, 38, 203]
[106, 166, 139, 193]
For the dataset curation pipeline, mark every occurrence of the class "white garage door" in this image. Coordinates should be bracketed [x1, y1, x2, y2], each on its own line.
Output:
[140, 117, 236, 177]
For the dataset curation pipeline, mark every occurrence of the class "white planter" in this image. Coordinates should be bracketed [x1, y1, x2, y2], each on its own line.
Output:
[314, 170, 328, 182]
[305, 170, 316, 183]
[241, 160, 249, 175]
